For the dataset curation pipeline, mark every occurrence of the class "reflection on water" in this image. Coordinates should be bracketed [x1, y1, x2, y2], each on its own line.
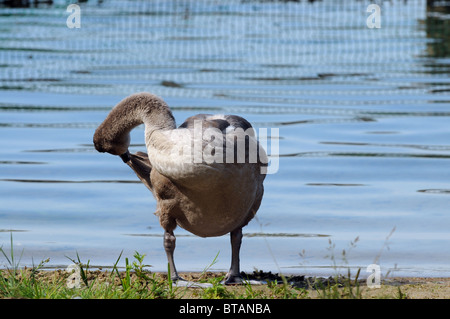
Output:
[0, 178, 141, 184]
[418, 189, 450, 194]
[0, 0, 449, 277]
[0, 0, 53, 8]
[425, 16, 450, 58]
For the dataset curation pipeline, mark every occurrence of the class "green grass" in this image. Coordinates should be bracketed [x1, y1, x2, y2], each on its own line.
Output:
[0, 235, 307, 299]
[0, 231, 408, 299]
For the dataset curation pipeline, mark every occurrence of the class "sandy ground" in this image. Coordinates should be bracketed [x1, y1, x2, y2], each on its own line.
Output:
[361, 277, 450, 299]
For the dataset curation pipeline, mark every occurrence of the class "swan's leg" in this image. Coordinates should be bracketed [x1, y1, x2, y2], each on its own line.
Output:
[224, 227, 244, 285]
[164, 230, 183, 281]
[163, 230, 213, 288]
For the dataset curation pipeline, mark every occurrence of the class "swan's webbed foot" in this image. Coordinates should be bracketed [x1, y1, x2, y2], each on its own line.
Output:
[173, 278, 213, 288]
[170, 275, 186, 283]
[223, 274, 244, 285]
[222, 273, 265, 286]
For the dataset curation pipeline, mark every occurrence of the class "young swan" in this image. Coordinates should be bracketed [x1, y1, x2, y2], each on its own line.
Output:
[93, 92, 267, 285]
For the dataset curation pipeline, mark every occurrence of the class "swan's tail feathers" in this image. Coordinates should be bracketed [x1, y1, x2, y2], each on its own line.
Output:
[126, 151, 153, 193]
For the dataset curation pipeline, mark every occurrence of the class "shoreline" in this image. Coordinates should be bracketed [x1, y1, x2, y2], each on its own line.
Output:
[2, 267, 449, 299]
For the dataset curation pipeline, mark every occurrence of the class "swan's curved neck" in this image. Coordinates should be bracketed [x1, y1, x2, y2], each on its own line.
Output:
[94, 93, 176, 157]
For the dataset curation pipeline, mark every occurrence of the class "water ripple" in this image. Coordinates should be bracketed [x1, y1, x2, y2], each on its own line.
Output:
[321, 141, 450, 152]
[124, 232, 330, 238]
[0, 179, 141, 184]
[418, 189, 450, 195]
[280, 152, 450, 159]
[306, 183, 366, 187]
[0, 160, 47, 165]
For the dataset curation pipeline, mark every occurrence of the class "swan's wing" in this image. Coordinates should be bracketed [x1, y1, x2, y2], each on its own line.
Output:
[178, 114, 211, 128]
[178, 114, 253, 132]
[221, 115, 253, 132]
[147, 114, 266, 186]
[126, 151, 153, 193]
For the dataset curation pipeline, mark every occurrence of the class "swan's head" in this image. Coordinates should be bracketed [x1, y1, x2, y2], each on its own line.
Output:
[93, 126, 130, 160]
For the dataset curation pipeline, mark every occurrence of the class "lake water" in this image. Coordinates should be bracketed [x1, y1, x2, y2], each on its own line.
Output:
[1, 0, 449, 278]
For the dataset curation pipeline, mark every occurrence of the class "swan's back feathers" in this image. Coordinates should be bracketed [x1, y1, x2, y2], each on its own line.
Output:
[179, 114, 253, 133]
[146, 114, 265, 187]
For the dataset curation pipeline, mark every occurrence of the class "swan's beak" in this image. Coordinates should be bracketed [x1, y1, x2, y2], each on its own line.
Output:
[120, 151, 131, 163]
